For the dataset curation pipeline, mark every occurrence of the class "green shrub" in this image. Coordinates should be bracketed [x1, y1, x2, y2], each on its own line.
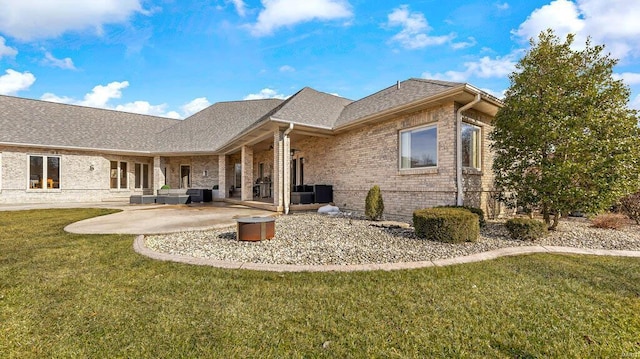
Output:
[438, 205, 486, 227]
[212, 185, 219, 190]
[505, 218, 547, 241]
[365, 185, 384, 221]
[160, 185, 171, 190]
[413, 208, 479, 243]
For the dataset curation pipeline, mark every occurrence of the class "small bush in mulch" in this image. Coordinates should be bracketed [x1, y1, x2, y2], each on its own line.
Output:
[620, 191, 640, 225]
[413, 208, 479, 243]
[590, 213, 629, 230]
[437, 205, 486, 228]
[505, 218, 547, 241]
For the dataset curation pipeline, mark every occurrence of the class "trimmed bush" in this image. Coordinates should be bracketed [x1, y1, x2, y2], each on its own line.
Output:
[591, 213, 628, 230]
[505, 218, 547, 241]
[160, 184, 171, 190]
[620, 192, 640, 225]
[365, 185, 384, 221]
[413, 208, 479, 243]
[438, 205, 486, 228]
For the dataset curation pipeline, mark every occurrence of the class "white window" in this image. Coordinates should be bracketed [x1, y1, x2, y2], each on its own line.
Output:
[134, 163, 150, 189]
[400, 125, 438, 169]
[110, 161, 128, 189]
[462, 123, 481, 169]
[29, 155, 60, 189]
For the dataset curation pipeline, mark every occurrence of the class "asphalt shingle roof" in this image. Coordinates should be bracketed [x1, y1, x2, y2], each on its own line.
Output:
[0, 95, 179, 152]
[0, 78, 478, 154]
[153, 99, 284, 153]
[334, 78, 464, 128]
[270, 87, 353, 128]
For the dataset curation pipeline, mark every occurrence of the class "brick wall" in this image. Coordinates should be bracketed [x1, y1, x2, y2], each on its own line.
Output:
[0, 146, 155, 203]
[161, 155, 218, 189]
[284, 102, 498, 220]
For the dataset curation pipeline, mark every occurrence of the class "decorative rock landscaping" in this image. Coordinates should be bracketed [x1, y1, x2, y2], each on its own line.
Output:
[145, 213, 640, 266]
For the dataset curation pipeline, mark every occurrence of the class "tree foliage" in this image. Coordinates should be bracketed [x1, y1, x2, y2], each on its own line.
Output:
[490, 29, 640, 229]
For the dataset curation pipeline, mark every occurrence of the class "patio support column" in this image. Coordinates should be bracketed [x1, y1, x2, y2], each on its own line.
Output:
[218, 155, 227, 199]
[273, 130, 283, 211]
[241, 145, 254, 201]
[153, 156, 164, 194]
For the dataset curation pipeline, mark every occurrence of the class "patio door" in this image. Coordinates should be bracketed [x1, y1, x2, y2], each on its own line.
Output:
[291, 156, 304, 188]
[234, 163, 242, 189]
[180, 165, 191, 189]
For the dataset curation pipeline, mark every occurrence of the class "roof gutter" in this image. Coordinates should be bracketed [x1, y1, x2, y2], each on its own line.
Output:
[0, 141, 152, 156]
[456, 93, 482, 206]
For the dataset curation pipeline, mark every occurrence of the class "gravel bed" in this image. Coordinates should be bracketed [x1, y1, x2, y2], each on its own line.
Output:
[145, 214, 640, 266]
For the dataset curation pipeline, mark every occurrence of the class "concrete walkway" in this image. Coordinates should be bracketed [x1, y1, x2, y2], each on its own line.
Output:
[133, 237, 640, 272]
[63, 202, 276, 235]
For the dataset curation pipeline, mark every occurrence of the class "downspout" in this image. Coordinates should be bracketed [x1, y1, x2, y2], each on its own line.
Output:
[283, 123, 294, 214]
[456, 93, 481, 206]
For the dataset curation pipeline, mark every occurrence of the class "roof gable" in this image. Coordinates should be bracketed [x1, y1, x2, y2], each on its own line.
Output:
[335, 78, 464, 128]
[153, 98, 284, 153]
[270, 87, 353, 128]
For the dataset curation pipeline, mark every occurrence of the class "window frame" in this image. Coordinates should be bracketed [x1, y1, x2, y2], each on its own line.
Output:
[27, 154, 61, 191]
[461, 122, 482, 170]
[398, 123, 439, 171]
[134, 163, 150, 189]
[110, 160, 129, 190]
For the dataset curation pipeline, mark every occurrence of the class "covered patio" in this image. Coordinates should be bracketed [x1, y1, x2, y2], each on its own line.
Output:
[215, 122, 335, 213]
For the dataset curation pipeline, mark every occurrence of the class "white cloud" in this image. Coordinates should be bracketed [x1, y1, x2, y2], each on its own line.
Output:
[451, 37, 477, 50]
[480, 87, 506, 99]
[423, 54, 518, 82]
[39, 81, 179, 119]
[229, 0, 247, 16]
[0, 0, 146, 40]
[614, 72, 640, 85]
[181, 97, 211, 117]
[79, 81, 129, 107]
[514, 0, 640, 60]
[386, 5, 455, 49]
[0, 69, 35, 95]
[244, 88, 288, 100]
[514, 0, 584, 42]
[43, 52, 76, 70]
[632, 94, 640, 110]
[495, 2, 510, 10]
[40, 92, 74, 103]
[0, 36, 17, 58]
[115, 101, 177, 118]
[250, 0, 352, 36]
[40, 81, 210, 119]
[279, 65, 295, 72]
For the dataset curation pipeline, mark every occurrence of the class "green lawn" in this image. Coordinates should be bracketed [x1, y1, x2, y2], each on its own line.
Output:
[1, 209, 639, 358]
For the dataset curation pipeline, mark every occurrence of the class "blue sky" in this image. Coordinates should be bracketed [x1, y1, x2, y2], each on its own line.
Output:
[0, 0, 639, 119]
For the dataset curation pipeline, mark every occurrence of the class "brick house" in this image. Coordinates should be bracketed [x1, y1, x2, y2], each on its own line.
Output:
[0, 78, 503, 219]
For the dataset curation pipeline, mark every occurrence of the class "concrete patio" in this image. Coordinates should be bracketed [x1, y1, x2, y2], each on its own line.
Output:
[0, 202, 276, 235]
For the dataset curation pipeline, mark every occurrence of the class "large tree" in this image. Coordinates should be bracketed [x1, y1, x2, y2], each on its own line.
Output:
[491, 29, 640, 229]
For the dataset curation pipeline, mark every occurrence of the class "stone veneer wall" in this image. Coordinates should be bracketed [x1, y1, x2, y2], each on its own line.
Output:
[0, 146, 154, 203]
[291, 103, 498, 220]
